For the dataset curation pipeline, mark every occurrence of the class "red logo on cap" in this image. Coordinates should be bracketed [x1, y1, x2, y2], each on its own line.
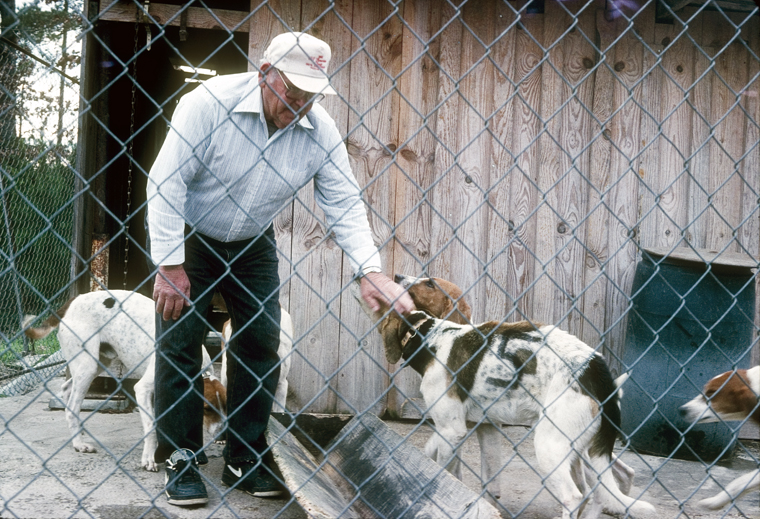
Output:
[306, 55, 327, 71]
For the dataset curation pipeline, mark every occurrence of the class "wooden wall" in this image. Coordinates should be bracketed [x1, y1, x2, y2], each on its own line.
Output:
[226, 0, 759, 416]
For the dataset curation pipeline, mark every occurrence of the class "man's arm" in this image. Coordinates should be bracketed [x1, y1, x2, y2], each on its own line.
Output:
[147, 89, 214, 318]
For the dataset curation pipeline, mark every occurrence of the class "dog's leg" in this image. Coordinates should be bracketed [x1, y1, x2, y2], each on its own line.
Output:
[134, 355, 157, 471]
[475, 422, 503, 505]
[65, 355, 102, 454]
[535, 377, 592, 519]
[534, 420, 584, 519]
[611, 456, 635, 496]
[421, 376, 467, 479]
[574, 455, 604, 519]
[698, 468, 760, 510]
[272, 311, 293, 413]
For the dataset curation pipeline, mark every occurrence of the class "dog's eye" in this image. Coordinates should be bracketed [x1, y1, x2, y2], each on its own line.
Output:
[425, 279, 435, 288]
[705, 389, 715, 398]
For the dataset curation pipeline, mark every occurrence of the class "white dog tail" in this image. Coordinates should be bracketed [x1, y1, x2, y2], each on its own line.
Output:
[698, 468, 759, 510]
[22, 297, 75, 340]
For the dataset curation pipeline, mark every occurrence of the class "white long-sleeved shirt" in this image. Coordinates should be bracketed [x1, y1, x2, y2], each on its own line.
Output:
[146, 72, 381, 274]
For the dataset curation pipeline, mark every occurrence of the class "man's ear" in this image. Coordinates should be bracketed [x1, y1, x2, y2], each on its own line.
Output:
[379, 314, 403, 364]
[259, 62, 273, 82]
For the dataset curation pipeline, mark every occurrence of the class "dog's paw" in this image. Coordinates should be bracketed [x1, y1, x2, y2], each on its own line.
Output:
[73, 443, 97, 453]
[143, 460, 158, 472]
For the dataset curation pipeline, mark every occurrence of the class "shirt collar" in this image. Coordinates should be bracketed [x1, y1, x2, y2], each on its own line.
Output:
[233, 75, 314, 130]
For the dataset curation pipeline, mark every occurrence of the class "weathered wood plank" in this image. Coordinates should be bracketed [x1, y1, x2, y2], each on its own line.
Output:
[336, 0, 403, 415]
[325, 413, 501, 519]
[654, 21, 693, 250]
[686, 9, 711, 249]
[98, 1, 249, 32]
[532, 0, 566, 326]
[706, 36, 749, 253]
[738, 13, 759, 262]
[484, 2, 519, 321]
[554, 2, 595, 338]
[636, 42, 664, 252]
[267, 417, 357, 519]
[385, 0, 444, 417]
[582, 9, 618, 355]
[271, 412, 353, 457]
[440, 0, 495, 320]
[534, 0, 594, 335]
[601, 8, 649, 377]
[500, 3, 543, 324]
[428, 2, 463, 285]
[742, 16, 760, 370]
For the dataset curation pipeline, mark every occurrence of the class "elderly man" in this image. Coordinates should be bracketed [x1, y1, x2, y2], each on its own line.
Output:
[146, 32, 413, 506]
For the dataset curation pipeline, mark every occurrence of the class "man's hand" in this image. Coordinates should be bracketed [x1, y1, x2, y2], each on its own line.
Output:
[154, 265, 191, 321]
[360, 272, 415, 315]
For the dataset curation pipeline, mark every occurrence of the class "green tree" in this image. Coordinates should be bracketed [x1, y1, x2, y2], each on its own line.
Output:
[0, 0, 82, 339]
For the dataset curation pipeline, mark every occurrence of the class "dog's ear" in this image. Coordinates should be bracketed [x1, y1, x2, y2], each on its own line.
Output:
[379, 314, 403, 364]
[450, 298, 472, 324]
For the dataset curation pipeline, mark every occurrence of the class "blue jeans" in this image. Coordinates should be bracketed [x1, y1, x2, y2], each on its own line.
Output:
[151, 227, 281, 464]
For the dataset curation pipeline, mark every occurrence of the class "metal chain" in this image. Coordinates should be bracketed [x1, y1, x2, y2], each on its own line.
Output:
[123, 11, 140, 289]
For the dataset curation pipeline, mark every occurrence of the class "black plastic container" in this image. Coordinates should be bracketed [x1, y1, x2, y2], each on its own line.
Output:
[621, 247, 756, 462]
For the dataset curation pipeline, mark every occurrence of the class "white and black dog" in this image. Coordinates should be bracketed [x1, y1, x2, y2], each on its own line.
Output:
[23, 290, 273, 471]
[25, 291, 165, 471]
[393, 275, 637, 505]
[354, 276, 655, 519]
[680, 366, 759, 510]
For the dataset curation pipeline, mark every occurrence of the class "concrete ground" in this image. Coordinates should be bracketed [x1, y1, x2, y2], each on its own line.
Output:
[1, 378, 758, 519]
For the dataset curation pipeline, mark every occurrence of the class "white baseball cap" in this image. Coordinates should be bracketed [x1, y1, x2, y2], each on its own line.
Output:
[262, 32, 337, 96]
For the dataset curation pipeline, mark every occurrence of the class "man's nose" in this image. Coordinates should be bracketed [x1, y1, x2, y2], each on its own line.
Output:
[290, 97, 309, 111]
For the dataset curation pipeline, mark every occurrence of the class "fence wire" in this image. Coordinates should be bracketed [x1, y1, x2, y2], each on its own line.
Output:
[1, 0, 759, 518]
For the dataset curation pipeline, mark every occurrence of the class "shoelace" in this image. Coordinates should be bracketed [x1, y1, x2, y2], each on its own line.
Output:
[168, 459, 201, 482]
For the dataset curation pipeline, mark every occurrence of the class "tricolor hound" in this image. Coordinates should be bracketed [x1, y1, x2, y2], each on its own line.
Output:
[355, 276, 655, 519]
[202, 309, 294, 439]
[680, 366, 759, 510]
[393, 275, 638, 507]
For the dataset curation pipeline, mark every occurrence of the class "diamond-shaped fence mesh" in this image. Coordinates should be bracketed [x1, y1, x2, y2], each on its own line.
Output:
[1, 0, 759, 518]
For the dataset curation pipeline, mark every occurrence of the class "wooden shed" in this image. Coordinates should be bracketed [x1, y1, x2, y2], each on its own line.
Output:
[77, 0, 760, 417]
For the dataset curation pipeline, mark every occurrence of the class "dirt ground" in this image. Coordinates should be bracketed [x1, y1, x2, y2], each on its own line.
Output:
[1, 377, 758, 519]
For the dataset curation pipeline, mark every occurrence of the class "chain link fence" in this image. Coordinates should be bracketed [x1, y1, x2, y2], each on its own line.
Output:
[1, 0, 759, 517]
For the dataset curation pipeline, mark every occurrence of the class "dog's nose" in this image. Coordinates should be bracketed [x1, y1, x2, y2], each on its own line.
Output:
[394, 274, 403, 284]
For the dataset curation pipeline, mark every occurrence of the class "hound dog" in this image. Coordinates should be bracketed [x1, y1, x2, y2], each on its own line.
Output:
[393, 275, 637, 506]
[203, 308, 293, 439]
[24, 290, 224, 471]
[680, 366, 759, 510]
[354, 276, 655, 519]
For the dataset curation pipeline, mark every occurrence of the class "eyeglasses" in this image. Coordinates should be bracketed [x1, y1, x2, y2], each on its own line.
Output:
[275, 68, 325, 105]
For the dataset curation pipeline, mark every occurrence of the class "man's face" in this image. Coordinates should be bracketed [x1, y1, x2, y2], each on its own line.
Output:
[260, 64, 315, 129]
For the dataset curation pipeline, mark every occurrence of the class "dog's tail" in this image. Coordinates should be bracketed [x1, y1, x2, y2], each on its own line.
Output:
[578, 354, 620, 460]
[580, 361, 656, 516]
[22, 297, 74, 340]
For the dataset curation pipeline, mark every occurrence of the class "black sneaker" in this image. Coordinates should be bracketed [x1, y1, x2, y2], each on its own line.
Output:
[222, 460, 287, 498]
[164, 449, 209, 506]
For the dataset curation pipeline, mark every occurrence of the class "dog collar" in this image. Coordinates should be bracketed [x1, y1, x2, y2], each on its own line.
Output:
[401, 319, 428, 348]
